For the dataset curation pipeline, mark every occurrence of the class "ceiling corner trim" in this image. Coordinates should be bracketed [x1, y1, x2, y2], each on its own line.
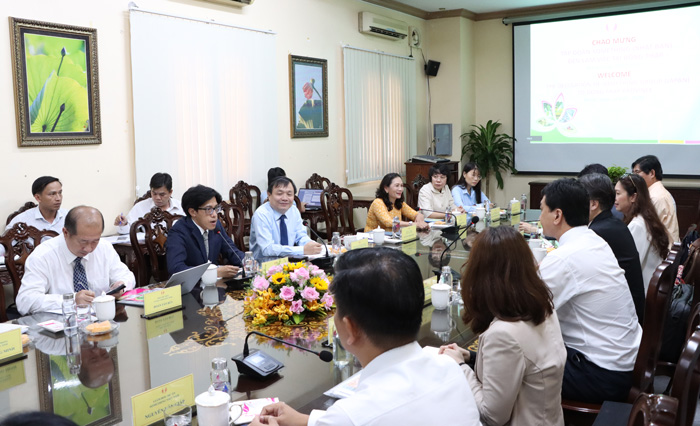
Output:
[359, 0, 429, 19]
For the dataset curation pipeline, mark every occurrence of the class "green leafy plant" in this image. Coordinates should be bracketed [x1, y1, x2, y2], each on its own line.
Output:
[460, 120, 516, 194]
[608, 165, 627, 183]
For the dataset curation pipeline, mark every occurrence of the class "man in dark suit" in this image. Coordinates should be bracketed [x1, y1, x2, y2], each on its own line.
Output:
[166, 185, 244, 278]
[579, 173, 646, 323]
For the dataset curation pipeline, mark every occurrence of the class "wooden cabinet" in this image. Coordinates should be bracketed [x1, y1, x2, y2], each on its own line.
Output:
[404, 160, 460, 187]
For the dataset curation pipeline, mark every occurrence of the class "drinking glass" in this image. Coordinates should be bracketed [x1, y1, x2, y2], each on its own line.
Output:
[164, 404, 192, 426]
[76, 303, 93, 327]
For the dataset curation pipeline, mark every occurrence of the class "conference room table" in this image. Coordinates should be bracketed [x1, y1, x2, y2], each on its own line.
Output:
[0, 210, 538, 425]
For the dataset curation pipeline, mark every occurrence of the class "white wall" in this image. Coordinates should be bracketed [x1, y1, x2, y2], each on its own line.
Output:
[0, 0, 428, 232]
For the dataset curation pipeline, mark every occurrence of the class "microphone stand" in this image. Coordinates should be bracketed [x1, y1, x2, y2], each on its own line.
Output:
[437, 217, 478, 275]
[302, 220, 334, 270]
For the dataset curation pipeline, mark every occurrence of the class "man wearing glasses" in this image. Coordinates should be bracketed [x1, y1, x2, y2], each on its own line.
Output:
[114, 172, 185, 235]
[166, 185, 244, 278]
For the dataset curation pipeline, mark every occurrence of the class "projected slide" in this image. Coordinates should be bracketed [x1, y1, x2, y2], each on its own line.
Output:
[528, 8, 700, 145]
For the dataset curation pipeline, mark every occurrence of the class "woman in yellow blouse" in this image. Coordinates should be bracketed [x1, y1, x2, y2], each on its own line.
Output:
[365, 173, 428, 232]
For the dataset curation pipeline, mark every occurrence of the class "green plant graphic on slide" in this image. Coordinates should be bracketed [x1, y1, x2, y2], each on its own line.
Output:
[24, 33, 90, 133]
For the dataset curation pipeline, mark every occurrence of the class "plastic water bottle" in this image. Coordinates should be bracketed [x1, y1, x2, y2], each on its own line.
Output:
[520, 193, 528, 211]
[440, 266, 453, 286]
[331, 232, 341, 252]
[444, 208, 452, 225]
[392, 217, 401, 239]
[243, 251, 254, 276]
[62, 293, 77, 336]
[210, 357, 231, 393]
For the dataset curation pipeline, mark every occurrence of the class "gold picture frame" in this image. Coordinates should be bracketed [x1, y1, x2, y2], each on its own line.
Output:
[289, 55, 328, 138]
[9, 17, 101, 147]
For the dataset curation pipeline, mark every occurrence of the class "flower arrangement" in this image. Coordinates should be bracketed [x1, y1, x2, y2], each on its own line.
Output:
[243, 261, 334, 326]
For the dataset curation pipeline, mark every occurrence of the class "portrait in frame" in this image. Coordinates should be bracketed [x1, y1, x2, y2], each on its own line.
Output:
[289, 55, 328, 138]
[9, 17, 101, 147]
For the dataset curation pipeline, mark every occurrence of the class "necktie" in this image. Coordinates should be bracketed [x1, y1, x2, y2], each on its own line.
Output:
[280, 215, 288, 246]
[73, 257, 89, 293]
[203, 230, 210, 259]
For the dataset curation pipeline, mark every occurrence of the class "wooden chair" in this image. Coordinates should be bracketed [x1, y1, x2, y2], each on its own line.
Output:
[305, 173, 332, 190]
[627, 393, 678, 426]
[320, 184, 359, 240]
[229, 180, 262, 236]
[5, 201, 37, 226]
[218, 201, 246, 252]
[133, 190, 151, 205]
[129, 207, 183, 285]
[405, 174, 428, 209]
[668, 328, 700, 426]
[0, 223, 58, 322]
[563, 252, 676, 421]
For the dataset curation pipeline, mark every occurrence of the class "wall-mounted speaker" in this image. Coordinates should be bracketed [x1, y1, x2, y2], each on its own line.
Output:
[425, 60, 440, 77]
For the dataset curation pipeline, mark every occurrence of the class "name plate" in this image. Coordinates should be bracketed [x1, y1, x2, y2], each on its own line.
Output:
[402, 241, 417, 256]
[143, 286, 182, 318]
[401, 225, 417, 242]
[511, 214, 520, 226]
[350, 238, 369, 250]
[456, 213, 467, 227]
[511, 201, 521, 215]
[423, 276, 437, 304]
[489, 208, 500, 223]
[0, 359, 25, 392]
[261, 257, 289, 273]
[0, 327, 22, 363]
[132, 374, 195, 426]
[146, 311, 184, 339]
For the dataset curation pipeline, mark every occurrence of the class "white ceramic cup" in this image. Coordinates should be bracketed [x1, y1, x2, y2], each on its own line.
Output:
[531, 247, 548, 264]
[343, 235, 357, 249]
[528, 238, 542, 249]
[92, 294, 115, 321]
[201, 264, 218, 286]
[195, 389, 237, 426]
[202, 285, 220, 306]
[474, 205, 486, 220]
[373, 228, 385, 245]
[431, 283, 451, 310]
[430, 308, 453, 332]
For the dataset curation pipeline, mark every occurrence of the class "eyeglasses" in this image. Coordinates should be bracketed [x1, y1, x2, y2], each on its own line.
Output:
[197, 205, 222, 215]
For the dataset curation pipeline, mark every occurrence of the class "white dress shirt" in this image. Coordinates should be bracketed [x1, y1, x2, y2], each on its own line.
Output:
[1, 207, 67, 258]
[538, 226, 642, 372]
[116, 197, 184, 234]
[16, 235, 135, 315]
[308, 342, 481, 426]
[249, 203, 311, 261]
[628, 215, 664, 294]
[418, 182, 456, 214]
[648, 181, 679, 243]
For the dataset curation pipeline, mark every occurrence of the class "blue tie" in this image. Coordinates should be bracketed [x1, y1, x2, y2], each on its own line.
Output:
[280, 214, 288, 246]
[73, 257, 89, 293]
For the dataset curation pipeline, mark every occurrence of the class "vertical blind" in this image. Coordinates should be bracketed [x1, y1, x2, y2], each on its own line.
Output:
[129, 9, 278, 198]
[343, 46, 416, 185]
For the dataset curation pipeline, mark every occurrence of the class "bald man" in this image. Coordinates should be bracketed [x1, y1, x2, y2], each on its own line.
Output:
[17, 206, 135, 315]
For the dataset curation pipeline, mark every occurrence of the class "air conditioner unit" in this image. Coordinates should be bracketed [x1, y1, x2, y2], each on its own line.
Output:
[359, 12, 408, 40]
[199, 0, 254, 7]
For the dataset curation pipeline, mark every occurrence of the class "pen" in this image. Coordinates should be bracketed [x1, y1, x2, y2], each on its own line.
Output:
[119, 212, 123, 226]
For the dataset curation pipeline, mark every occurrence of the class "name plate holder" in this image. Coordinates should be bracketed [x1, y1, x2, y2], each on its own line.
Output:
[456, 213, 467, 227]
[0, 326, 26, 367]
[131, 374, 195, 426]
[423, 276, 437, 307]
[350, 238, 369, 250]
[141, 285, 184, 320]
[261, 257, 289, 274]
[401, 225, 417, 242]
[489, 208, 501, 227]
[511, 201, 521, 216]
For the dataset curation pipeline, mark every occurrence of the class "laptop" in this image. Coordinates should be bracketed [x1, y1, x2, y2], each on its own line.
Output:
[298, 188, 323, 211]
[165, 262, 211, 295]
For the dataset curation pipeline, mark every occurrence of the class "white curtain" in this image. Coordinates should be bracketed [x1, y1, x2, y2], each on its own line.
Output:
[343, 46, 416, 185]
[129, 9, 278, 199]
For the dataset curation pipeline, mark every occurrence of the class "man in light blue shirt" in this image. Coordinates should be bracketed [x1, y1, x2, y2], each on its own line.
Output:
[249, 177, 323, 262]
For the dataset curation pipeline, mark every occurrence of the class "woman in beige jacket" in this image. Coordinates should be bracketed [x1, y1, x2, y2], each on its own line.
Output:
[440, 226, 567, 426]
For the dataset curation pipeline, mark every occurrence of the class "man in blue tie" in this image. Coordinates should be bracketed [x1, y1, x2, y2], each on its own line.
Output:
[17, 206, 135, 315]
[166, 184, 244, 278]
[249, 177, 322, 262]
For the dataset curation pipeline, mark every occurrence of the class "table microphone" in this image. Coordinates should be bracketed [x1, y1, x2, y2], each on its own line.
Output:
[302, 220, 333, 269]
[438, 216, 478, 269]
[232, 330, 333, 379]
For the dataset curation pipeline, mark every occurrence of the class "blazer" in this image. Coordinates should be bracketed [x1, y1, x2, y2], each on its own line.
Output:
[166, 217, 244, 276]
[463, 315, 567, 426]
[589, 209, 646, 323]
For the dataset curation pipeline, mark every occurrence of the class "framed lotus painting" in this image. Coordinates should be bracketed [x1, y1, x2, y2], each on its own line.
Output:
[289, 55, 328, 138]
[9, 17, 101, 147]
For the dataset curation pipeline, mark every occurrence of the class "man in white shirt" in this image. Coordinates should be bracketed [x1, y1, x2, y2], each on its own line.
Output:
[249, 247, 480, 426]
[17, 206, 135, 315]
[631, 155, 679, 243]
[114, 172, 184, 234]
[538, 178, 642, 403]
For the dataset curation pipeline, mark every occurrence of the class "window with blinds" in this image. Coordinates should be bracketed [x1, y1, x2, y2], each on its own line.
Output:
[343, 47, 416, 185]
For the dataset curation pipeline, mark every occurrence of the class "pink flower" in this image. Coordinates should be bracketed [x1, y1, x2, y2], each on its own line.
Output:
[291, 299, 304, 314]
[321, 293, 334, 310]
[300, 286, 319, 301]
[310, 268, 325, 277]
[279, 286, 295, 301]
[252, 276, 269, 291]
[266, 265, 283, 277]
[290, 267, 310, 284]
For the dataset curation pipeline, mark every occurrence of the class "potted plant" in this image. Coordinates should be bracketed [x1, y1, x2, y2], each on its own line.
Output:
[460, 120, 516, 196]
[607, 165, 627, 183]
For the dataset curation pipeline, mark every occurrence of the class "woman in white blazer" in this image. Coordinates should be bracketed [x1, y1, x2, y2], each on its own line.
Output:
[615, 173, 670, 293]
[440, 226, 566, 426]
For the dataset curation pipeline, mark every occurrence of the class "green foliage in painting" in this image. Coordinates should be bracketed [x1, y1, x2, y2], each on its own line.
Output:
[24, 33, 90, 133]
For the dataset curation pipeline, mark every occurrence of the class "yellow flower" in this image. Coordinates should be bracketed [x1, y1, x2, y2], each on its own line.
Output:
[284, 262, 304, 272]
[252, 313, 267, 325]
[270, 272, 287, 285]
[310, 276, 328, 291]
[306, 300, 321, 312]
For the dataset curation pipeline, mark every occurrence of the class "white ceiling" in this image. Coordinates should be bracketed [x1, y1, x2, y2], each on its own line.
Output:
[389, 0, 589, 14]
